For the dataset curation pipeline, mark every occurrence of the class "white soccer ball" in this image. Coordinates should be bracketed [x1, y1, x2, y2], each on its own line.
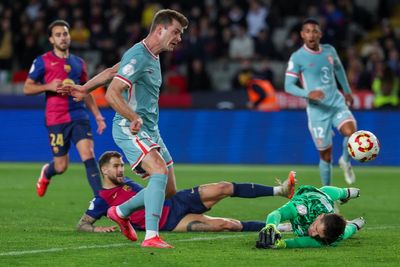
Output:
[347, 130, 380, 162]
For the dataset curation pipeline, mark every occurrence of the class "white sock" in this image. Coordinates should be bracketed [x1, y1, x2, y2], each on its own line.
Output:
[273, 186, 281, 196]
[145, 230, 158, 240]
[116, 206, 126, 218]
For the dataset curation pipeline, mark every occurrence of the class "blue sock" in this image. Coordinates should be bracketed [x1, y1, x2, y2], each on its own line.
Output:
[83, 158, 102, 195]
[319, 159, 332, 186]
[342, 137, 350, 162]
[118, 189, 145, 217]
[45, 161, 57, 179]
[144, 174, 167, 231]
[231, 183, 273, 198]
[241, 221, 265, 231]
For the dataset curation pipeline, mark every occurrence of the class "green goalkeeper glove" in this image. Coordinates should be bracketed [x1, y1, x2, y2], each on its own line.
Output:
[256, 224, 282, 249]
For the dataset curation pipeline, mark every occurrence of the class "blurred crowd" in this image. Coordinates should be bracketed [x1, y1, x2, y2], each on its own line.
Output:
[0, 0, 399, 109]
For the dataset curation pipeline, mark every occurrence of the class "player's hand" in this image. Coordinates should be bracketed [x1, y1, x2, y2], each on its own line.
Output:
[94, 226, 116, 233]
[57, 84, 88, 101]
[48, 79, 63, 92]
[344, 93, 354, 107]
[256, 224, 282, 249]
[130, 117, 143, 135]
[308, 90, 324, 101]
[95, 116, 107, 135]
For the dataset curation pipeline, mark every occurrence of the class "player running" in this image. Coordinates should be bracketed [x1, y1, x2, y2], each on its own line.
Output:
[77, 151, 296, 236]
[256, 183, 364, 249]
[284, 18, 357, 185]
[59, 9, 189, 248]
[23, 20, 106, 197]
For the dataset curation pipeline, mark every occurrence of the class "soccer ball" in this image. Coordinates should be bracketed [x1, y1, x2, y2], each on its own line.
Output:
[347, 130, 380, 162]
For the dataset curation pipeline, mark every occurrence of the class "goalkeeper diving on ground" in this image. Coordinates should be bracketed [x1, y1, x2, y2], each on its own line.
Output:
[256, 182, 365, 249]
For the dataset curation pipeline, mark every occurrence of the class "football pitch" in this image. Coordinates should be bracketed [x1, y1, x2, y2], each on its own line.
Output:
[1, 163, 399, 266]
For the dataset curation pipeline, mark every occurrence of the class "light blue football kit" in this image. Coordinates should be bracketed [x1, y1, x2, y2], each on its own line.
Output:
[111, 41, 171, 232]
[112, 42, 173, 175]
[285, 44, 356, 185]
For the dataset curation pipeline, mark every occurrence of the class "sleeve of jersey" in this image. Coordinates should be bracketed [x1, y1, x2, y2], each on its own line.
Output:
[284, 236, 324, 248]
[341, 223, 358, 240]
[331, 46, 351, 94]
[115, 52, 144, 90]
[28, 56, 45, 82]
[85, 197, 109, 219]
[284, 55, 308, 98]
[265, 202, 297, 225]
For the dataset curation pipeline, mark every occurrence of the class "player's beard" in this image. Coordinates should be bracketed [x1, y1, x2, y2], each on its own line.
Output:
[55, 42, 70, 52]
[109, 174, 124, 186]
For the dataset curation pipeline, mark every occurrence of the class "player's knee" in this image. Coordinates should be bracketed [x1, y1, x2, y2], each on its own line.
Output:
[55, 162, 68, 174]
[216, 181, 234, 196]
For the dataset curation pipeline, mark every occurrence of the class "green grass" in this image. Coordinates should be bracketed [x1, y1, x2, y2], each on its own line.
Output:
[0, 163, 399, 266]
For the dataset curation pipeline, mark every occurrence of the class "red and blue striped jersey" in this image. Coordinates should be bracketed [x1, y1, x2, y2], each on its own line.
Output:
[28, 51, 89, 126]
[85, 178, 171, 230]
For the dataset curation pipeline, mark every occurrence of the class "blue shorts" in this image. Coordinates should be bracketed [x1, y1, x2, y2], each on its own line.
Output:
[162, 187, 210, 231]
[46, 119, 93, 156]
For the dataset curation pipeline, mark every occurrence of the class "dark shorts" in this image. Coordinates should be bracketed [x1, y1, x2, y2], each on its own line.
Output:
[162, 186, 210, 231]
[46, 119, 93, 157]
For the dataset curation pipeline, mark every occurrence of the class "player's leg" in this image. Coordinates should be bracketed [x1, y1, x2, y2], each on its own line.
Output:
[319, 186, 360, 203]
[309, 119, 333, 186]
[335, 112, 357, 184]
[319, 147, 332, 186]
[73, 120, 102, 195]
[172, 214, 252, 232]
[166, 166, 177, 198]
[36, 123, 72, 197]
[111, 125, 171, 247]
[140, 149, 168, 234]
[156, 135, 176, 198]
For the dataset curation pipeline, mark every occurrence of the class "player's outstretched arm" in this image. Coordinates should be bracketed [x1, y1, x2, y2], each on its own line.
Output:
[343, 217, 365, 240]
[76, 214, 116, 233]
[57, 63, 120, 101]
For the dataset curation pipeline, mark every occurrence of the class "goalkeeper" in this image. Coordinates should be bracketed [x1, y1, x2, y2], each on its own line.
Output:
[256, 184, 365, 249]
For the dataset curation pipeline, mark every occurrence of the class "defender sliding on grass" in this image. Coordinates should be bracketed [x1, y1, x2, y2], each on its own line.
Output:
[77, 151, 296, 239]
[256, 183, 365, 249]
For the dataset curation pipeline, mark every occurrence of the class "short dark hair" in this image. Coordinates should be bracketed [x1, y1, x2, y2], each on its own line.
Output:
[47, 20, 70, 37]
[149, 9, 189, 33]
[302, 18, 320, 28]
[319, 213, 347, 245]
[98, 151, 123, 174]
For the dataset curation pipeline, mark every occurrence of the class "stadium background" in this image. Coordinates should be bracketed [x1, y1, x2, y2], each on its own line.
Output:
[0, 0, 398, 166]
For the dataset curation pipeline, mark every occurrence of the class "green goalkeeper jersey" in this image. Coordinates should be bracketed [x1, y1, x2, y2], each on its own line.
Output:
[265, 185, 358, 248]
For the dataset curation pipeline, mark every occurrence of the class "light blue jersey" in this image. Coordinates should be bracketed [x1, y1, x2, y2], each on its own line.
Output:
[285, 44, 351, 120]
[112, 41, 172, 173]
[114, 41, 162, 135]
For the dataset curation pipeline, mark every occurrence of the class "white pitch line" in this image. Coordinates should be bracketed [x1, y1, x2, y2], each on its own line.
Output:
[0, 234, 246, 257]
[1, 226, 399, 257]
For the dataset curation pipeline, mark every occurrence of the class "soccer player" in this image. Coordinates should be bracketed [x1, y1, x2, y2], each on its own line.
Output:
[256, 184, 365, 249]
[284, 18, 357, 185]
[59, 9, 189, 248]
[23, 20, 106, 197]
[76, 151, 296, 236]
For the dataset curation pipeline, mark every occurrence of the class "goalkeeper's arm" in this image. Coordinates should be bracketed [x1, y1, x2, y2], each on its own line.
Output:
[277, 217, 366, 249]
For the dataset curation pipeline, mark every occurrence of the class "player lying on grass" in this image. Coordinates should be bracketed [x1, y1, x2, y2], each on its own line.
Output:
[77, 151, 296, 235]
[256, 183, 365, 249]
